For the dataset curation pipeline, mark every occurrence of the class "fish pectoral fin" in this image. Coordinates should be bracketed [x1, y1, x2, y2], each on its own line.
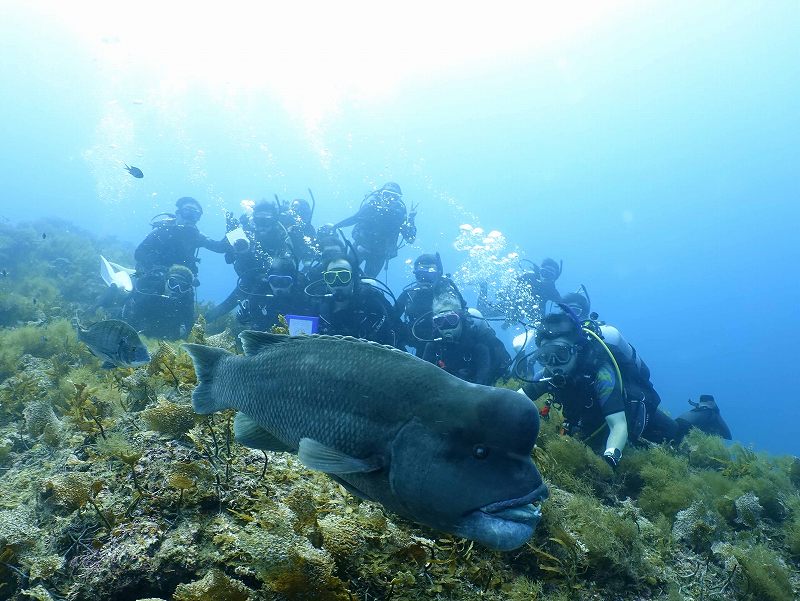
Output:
[329, 474, 374, 501]
[101, 360, 117, 369]
[233, 413, 293, 452]
[298, 438, 382, 474]
[238, 330, 291, 356]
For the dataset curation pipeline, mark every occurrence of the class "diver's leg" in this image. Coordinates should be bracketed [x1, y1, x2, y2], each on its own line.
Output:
[205, 288, 240, 323]
[642, 409, 680, 444]
[362, 253, 385, 279]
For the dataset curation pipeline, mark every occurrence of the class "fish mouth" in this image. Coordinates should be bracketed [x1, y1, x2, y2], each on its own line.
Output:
[480, 482, 549, 524]
[453, 483, 549, 552]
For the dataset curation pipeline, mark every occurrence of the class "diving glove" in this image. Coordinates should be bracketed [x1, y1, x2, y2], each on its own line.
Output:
[602, 448, 622, 469]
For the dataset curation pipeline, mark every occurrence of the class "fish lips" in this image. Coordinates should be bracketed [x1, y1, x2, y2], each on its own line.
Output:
[454, 482, 549, 552]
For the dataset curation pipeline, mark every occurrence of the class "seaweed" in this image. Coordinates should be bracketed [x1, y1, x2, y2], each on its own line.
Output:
[2, 217, 800, 601]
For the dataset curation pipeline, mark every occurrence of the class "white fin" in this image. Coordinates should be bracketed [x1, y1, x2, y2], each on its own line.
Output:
[99, 255, 134, 292]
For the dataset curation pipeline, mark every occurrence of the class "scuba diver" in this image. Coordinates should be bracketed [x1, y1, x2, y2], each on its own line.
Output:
[314, 254, 400, 346]
[520, 311, 732, 468]
[393, 252, 466, 356]
[134, 196, 230, 278]
[129, 197, 230, 338]
[206, 200, 296, 324]
[241, 200, 294, 260]
[279, 197, 317, 267]
[477, 257, 563, 326]
[235, 256, 312, 332]
[122, 264, 196, 339]
[333, 182, 417, 278]
[306, 224, 358, 283]
[422, 297, 511, 386]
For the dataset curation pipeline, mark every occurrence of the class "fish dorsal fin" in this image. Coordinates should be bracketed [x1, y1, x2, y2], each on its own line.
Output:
[298, 438, 382, 474]
[238, 330, 291, 356]
[233, 412, 293, 452]
[311, 334, 411, 357]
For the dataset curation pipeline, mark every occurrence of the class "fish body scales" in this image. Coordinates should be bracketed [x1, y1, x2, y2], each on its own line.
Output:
[213, 337, 443, 455]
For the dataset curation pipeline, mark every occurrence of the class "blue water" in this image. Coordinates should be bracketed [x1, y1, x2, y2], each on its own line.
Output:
[1, 3, 798, 454]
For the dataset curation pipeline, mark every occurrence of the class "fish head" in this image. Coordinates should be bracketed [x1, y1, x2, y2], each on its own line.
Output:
[120, 336, 151, 367]
[389, 386, 546, 551]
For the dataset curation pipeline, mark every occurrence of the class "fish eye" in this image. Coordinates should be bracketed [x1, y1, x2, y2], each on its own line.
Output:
[472, 444, 490, 460]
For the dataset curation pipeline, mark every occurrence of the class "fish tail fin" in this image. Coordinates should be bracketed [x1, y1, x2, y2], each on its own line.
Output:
[182, 343, 232, 414]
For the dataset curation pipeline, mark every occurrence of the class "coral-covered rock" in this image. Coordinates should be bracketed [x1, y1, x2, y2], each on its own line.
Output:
[172, 568, 252, 601]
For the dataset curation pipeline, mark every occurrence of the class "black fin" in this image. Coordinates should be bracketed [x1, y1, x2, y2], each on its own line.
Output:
[181, 343, 232, 414]
[329, 474, 374, 501]
[233, 412, 292, 452]
[238, 330, 290, 356]
[677, 396, 732, 440]
[298, 438, 382, 474]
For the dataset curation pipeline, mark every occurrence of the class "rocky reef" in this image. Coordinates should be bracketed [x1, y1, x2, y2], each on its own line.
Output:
[0, 218, 798, 600]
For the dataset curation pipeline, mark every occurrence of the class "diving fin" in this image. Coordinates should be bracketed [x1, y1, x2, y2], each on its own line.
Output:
[676, 394, 732, 440]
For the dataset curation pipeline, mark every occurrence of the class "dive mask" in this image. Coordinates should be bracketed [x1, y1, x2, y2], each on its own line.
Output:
[323, 269, 352, 287]
[535, 342, 577, 367]
[267, 274, 294, 289]
[414, 264, 440, 283]
[167, 277, 193, 294]
[177, 206, 202, 222]
[433, 311, 461, 330]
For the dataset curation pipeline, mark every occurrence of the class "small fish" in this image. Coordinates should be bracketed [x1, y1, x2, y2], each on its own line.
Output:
[75, 318, 151, 369]
[183, 333, 547, 551]
[124, 164, 144, 178]
[41, 233, 47, 240]
[0, 269, 7, 277]
[40, 336, 48, 343]
[32, 298, 37, 305]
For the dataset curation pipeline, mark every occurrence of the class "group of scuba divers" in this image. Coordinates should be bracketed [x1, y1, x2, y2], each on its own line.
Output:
[97, 182, 733, 469]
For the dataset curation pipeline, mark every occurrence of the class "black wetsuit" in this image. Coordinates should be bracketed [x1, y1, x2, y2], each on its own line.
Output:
[317, 285, 399, 346]
[524, 359, 684, 448]
[422, 320, 509, 385]
[238, 279, 314, 332]
[335, 195, 415, 278]
[134, 223, 229, 276]
[393, 278, 465, 355]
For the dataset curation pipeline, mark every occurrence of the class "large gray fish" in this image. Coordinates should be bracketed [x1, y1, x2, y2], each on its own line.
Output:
[183, 332, 547, 551]
[75, 319, 151, 369]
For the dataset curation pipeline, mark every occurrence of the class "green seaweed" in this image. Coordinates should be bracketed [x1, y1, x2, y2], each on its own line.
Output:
[731, 543, 794, 601]
[1, 217, 800, 601]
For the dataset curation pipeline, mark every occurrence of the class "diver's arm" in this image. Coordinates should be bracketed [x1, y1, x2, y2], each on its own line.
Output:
[604, 411, 628, 456]
[521, 380, 550, 403]
[392, 290, 410, 320]
[333, 207, 364, 229]
[198, 233, 233, 254]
